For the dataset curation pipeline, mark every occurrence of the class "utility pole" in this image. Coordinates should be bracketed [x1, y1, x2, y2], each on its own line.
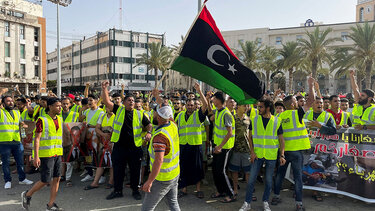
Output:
[48, 0, 72, 97]
[119, 0, 123, 29]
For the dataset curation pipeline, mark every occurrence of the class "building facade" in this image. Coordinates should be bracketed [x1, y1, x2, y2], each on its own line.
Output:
[47, 29, 164, 92]
[0, 0, 46, 95]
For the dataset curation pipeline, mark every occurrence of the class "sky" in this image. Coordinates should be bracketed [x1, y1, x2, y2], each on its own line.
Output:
[42, 0, 357, 53]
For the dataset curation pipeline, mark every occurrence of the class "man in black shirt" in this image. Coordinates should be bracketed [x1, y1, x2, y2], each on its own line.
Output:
[101, 81, 152, 201]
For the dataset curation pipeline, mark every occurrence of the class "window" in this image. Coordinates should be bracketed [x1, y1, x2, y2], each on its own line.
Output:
[20, 25, 25, 39]
[296, 35, 303, 40]
[34, 27, 39, 42]
[34, 46, 39, 57]
[341, 32, 349, 41]
[5, 22, 10, 37]
[276, 37, 282, 45]
[20, 44, 25, 59]
[360, 7, 364, 22]
[5, 42, 10, 57]
[20, 64, 25, 76]
[5, 63, 10, 77]
[34, 65, 39, 77]
[256, 38, 262, 46]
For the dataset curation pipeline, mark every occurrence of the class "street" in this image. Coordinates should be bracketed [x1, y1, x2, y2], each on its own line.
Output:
[0, 165, 374, 211]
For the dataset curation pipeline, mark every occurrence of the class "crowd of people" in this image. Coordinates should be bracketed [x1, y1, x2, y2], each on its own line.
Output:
[0, 69, 374, 211]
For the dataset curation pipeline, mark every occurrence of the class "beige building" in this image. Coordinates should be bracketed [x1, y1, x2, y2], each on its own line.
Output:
[47, 29, 164, 92]
[220, 0, 375, 94]
[0, 0, 47, 95]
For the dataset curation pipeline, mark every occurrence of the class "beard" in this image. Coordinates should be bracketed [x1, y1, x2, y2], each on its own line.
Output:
[358, 98, 369, 106]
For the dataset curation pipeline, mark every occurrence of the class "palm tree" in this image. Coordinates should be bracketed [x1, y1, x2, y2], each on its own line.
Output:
[235, 40, 262, 70]
[349, 22, 375, 89]
[259, 46, 279, 90]
[135, 42, 171, 88]
[298, 27, 340, 78]
[277, 41, 304, 93]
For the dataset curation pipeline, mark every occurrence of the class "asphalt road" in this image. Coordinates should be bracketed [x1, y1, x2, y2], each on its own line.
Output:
[0, 165, 374, 211]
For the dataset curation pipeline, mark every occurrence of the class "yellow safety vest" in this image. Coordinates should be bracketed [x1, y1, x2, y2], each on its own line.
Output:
[247, 108, 258, 120]
[62, 110, 79, 123]
[33, 115, 63, 158]
[279, 110, 310, 151]
[101, 113, 115, 127]
[339, 111, 350, 126]
[0, 109, 21, 142]
[303, 110, 334, 125]
[352, 104, 375, 126]
[71, 104, 82, 114]
[176, 110, 202, 145]
[84, 109, 103, 126]
[148, 122, 180, 181]
[111, 106, 143, 147]
[21, 109, 33, 122]
[251, 114, 281, 160]
[213, 107, 235, 149]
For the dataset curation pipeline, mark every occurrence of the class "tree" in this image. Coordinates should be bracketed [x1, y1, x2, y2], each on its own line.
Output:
[277, 41, 304, 93]
[135, 42, 171, 88]
[259, 46, 279, 90]
[349, 22, 375, 89]
[298, 27, 340, 78]
[235, 40, 262, 70]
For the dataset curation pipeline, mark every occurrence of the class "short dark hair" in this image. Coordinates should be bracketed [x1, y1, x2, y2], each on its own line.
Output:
[135, 99, 142, 103]
[88, 94, 98, 100]
[213, 92, 225, 104]
[61, 97, 71, 103]
[186, 99, 195, 104]
[34, 95, 41, 100]
[341, 98, 349, 103]
[296, 96, 304, 101]
[363, 89, 375, 98]
[124, 94, 134, 101]
[41, 96, 49, 101]
[2, 95, 12, 103]
[315, 97, 322, 101]
[283, 95, 294, 104]
[16, 98, 27, 104]
[81, 98, 88, 105]
[258, 97, 274, 113]
[323, 96, 329, 101]
[46, 97, 61, 113]
[112, 93, 121, 98]
[274, 101, 285, 110]
[329, 95, 339, 101]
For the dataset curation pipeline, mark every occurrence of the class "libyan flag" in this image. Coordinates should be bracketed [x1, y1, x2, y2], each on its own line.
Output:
[170, 6, 265, 104]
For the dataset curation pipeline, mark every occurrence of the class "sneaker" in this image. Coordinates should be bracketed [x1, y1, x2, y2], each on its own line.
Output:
[46, 203, 63, 211]
[296, 204, 306, 211]
[132, 190, 142, 200]
[19, 179, 33, 185]
[80, 170, 88, 177]
[263, 201, 271, 211]
[99, 176, 106, 184]
[271, 196, 281, 205]
[239, 202, 251, 211]
[106, 191, 123, 200]
[81, 174, 94, 182]
[4, 181, 11, 189]
[21, 190, 31, 210]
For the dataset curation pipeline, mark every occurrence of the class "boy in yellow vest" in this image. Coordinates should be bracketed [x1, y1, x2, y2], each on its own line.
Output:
[240, 97, 286, 211]
[22, 98, 63, 211]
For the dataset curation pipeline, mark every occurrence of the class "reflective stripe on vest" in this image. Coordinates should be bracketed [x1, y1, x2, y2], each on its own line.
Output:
[85, 109, 103, 126]
[340, 111, 349, 126]
[33, 115, 63, 158]
[111, 106, 143, 146]
[21, 109, 33, 122]
[148, 122, 180, 181]
[252, 115, 280, 160]
[352, 104, 375, 126]
[213, 107, 235, 149]
[64, 111, 79, 123]
[101, 113, 115, 127]
[279, 110, 310, 151]
[177, 111, 202, 145]
[0, 109, 21, 142]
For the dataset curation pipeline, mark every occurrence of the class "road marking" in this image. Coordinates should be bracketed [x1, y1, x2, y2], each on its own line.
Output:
[89, 204, 142, 211]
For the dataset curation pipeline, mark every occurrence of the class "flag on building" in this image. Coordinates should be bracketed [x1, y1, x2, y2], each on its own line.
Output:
[170, 5, 265, 104]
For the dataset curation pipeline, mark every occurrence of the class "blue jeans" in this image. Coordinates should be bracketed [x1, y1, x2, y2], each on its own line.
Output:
[274, 151, 304, 202]
[0, 142, 26, 183]
[245, 158, 276, 203]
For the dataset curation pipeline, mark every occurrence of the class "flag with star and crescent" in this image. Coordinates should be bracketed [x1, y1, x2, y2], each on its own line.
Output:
[170, 5, 265, 104]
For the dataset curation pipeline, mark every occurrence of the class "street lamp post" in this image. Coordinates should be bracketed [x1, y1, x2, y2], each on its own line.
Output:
[47, 0, 72, 97]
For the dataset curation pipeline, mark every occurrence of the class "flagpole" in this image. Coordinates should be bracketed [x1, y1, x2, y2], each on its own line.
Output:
[168, 0, 208, 69]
